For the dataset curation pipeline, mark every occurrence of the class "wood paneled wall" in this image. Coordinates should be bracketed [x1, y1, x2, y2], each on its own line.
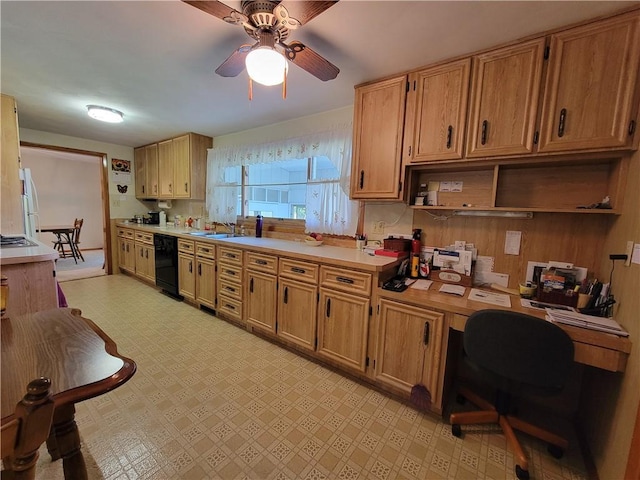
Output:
[413, 211, 612, 288]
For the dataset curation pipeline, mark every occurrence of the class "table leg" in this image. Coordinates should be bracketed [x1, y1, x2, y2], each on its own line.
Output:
[47, 403, 88, 480]
[64, 233, 78, 264]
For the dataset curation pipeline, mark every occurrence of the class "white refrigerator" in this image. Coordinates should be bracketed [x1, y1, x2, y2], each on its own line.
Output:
[19, 168, 40, 238]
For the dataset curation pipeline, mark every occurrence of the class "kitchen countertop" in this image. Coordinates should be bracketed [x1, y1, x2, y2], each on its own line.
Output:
[116, 222, 400, 273]
[0, 237, 59, 265]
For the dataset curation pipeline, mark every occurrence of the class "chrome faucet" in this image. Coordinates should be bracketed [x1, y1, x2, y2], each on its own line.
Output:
[223, 223, 236, 236]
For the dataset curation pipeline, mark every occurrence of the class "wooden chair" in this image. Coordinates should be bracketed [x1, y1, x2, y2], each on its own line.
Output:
[53, 219, 84, 262]
[1, 377, 55, 480]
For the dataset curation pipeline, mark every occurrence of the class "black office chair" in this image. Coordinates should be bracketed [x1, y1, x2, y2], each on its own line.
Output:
[449, 309, 574, 480]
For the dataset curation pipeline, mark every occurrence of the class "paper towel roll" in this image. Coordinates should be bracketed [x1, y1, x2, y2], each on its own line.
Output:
[157, 200, 172, 209]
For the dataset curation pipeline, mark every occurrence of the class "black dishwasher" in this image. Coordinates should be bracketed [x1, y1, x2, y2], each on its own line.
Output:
[154, 234, 180, 298]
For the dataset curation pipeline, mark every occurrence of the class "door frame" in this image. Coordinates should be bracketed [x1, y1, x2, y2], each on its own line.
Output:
[20, 141, 113, 274]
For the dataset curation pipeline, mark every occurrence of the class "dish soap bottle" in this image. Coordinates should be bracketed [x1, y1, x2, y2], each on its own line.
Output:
[410, 229, 421, 279]
[255, 215, 263, 238]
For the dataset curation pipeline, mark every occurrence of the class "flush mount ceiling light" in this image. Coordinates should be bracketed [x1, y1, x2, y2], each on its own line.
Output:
[245, 46, 288, 86]
[87, 105, 124, 123]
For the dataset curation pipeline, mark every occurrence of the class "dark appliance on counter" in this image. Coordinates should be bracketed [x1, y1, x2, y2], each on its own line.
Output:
[154, 234, 180, 298]
[147, 211, 160, 225]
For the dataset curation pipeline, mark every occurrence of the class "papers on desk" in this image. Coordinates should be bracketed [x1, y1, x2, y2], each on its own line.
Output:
[545, 309, 629, 337]
[468, 288, 511, 307]
[439, 284, 466, 296]
[410, 279, 433, 291]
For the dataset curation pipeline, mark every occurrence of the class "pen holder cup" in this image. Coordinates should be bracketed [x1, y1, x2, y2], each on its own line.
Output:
[518, 283, 537, 299]
[577, 293, 593, 309]
[356, 239, 365, 250]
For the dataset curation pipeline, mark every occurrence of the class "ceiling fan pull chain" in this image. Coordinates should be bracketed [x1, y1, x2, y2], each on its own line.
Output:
[249, 78, 253, 101]
[282, 71, 287, 100]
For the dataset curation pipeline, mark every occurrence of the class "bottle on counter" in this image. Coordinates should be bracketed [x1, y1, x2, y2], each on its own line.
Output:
[410, 229, 421, 279]
[159, 211, 167, 227]
[255, 215, 263, 238]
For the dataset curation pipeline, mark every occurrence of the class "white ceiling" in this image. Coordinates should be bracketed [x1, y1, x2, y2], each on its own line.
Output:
[1, 1, 635, 148]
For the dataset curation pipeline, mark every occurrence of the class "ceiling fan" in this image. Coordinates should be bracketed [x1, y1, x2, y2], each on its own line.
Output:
[183, 0, 340, 87]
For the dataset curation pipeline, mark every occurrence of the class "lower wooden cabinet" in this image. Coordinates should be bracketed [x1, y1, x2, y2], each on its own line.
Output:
[134, 232, 155, 282]
[196, 257, 215, 308]
[217, 246, 244, 324]
[117, 229, 135, 274]
[278, 278, 317, 351]
[375, 299, 444, 402]
[246, 270, 277, 334]
[317, 288, 370, 372]
[178, 252, 195, 300]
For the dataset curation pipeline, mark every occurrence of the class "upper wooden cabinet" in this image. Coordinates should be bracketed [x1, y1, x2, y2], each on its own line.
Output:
[134, 143, 158, 199]
[466, 38, 546, 158]
[137, 132, 211, 200]
[351, 75, 407, 200]
[1, 94, 23, 234]
[538, 11, 640, 153]
[404, 59, 471, 163]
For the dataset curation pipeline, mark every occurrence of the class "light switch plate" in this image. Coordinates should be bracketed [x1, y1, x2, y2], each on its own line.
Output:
[625, 240, 633, 267]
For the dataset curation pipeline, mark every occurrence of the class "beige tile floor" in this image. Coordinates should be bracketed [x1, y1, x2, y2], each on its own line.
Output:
[33, 275, 589, 479]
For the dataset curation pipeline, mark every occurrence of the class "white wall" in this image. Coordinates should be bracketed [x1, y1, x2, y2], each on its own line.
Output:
[21, 148, 104, 249]
[19, 128, 150, 220]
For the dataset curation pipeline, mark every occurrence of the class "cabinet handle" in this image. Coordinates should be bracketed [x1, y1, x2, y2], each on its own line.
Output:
[423, 321, 430, 345]
[198, 264, 202, 276]
[184, 182, 188, 192]
[225, 286, 236, 292]
[189, 261, 192, 273]
[142, 185, 145, 194]
[326, 298, 331, 317]
[169, 183, 172, 193]
[446, 125, 453, 149]
[154, 184, 157, 194]
[558, 108, 567, 137]
[225, 253, 237, 259]
[256, 259, 267, 265]
[250, 278, 254, 293]
[359, 170, 364, 189]
[225, 269, 235, 276]
[629, 120, 637, 136]
[283, 286, 288, 304]
[336, 276, 354, 284]
[291, 267, 306, 274]
[408, 145, 412, 157]
[140, 248, 144, 258]
[225, 303, 235, 310]
[481, 120, 488, 145]
[145, 250, 149, 259]
[126, 244, 129, 253]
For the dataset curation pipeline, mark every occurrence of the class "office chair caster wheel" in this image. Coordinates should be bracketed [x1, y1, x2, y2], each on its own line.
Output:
[515, 465, 529, 480]
[456, 394, 466, 405]
[547, 444, 564, 459]
[451, 424, 462, 437]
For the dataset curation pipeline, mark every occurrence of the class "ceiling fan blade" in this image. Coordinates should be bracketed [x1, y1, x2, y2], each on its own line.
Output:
[282, 41, 339, 81]
[274, 1, 338, 28]
[182, 1, 248, 26]
[215, 44, 254, 77]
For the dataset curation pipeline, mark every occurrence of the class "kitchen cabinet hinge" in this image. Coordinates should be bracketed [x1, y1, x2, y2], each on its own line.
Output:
[544, 46, 550, 60]
[533, 131, 539, 145]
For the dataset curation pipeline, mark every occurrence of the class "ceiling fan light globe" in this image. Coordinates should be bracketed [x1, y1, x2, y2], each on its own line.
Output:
[245, 47, 288, 86]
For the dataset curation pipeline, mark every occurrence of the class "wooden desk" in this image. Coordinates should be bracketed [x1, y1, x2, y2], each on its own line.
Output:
[39, 225, 81, 263]
[1, 308, 136, 479]
[377, 284, 632, 372]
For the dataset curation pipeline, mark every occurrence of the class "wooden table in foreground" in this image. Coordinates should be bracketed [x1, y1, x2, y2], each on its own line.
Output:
[1, 308, 136, 479]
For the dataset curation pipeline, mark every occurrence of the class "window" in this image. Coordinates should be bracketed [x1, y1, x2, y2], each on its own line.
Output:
[206, 127, 358, 235]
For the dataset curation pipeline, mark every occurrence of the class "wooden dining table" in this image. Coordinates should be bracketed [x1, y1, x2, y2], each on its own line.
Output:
[38, 225, 81, 263]
[1, 308, 136, 479]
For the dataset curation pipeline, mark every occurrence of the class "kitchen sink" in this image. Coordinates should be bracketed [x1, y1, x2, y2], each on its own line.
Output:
[204, 233, 234, 239]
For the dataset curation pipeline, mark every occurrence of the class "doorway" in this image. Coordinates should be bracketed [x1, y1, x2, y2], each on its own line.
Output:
[20, 142, 112, 275]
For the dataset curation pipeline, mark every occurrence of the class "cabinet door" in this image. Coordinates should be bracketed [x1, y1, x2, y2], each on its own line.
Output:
[134, 147, 147, 198]
[196, 257, 215, 308]
[1, 94, 23, 234]
[539, 12, 640, 152]
[317, 288, 369, 372]
[158, 139, 174, 198]
[144, 245, 155, 282]
[466, 38, 545, 158]
[376, 299, 443, 397]
[351, 75, 407, 199]
[126, 239, 136, 272]
[134, 243, 147, 279]
[146, 144, 159, 198]
[278, 278, 317, 351]
[246, 270, 277, 334]
[405, 59, 471, 163]
[178, 253, 195, 299]
[172, 135, 191, 198]
[117, 237, 128, 270]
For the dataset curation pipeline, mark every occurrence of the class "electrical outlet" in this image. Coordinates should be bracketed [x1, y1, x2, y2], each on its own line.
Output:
[625, 240, 634, 267]
[372, 221, 385, 234]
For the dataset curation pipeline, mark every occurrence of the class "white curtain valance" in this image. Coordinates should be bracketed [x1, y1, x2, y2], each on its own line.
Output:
[206, 124, 357, 235]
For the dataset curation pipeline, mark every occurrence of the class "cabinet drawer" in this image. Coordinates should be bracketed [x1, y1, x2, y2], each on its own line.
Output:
[279, 258, 319, 284]
[135, 232, 153, 244]
[196, 243, 215, 259]
[320, 266, 372, 295]
[218, 246, 243, 265]
[178, 239, 195, 254]
[218, 277, 243, 300]
[217, 294, 242, 322]
[117, 228, 134, 239]
[245, 251, 278, 274]
[218, 263, 243, 284]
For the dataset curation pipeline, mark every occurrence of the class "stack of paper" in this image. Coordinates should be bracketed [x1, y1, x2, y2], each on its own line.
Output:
[545, 309, 629, 337]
